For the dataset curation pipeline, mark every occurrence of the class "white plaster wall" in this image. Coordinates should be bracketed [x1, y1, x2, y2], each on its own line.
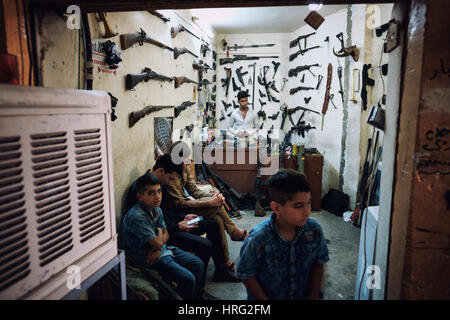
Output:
[288, 6, 366, 207]
[85, 10, 217, 220]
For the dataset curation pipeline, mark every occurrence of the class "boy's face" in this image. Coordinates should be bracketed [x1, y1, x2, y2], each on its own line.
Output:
[272, 191, 312, 227]
[137, 184, 162, 209]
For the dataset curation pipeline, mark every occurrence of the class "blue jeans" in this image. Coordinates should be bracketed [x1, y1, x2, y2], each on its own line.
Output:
[149, 247, 204, 300]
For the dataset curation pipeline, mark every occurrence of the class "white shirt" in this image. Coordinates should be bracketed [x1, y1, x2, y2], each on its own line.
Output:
[227, 108, 260, 137]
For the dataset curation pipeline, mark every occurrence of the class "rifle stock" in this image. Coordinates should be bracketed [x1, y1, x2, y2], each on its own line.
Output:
[174, 101, 195, 117]
[126, 68, 173, 90]
[289, 86, 315, 95]
[120, 29, 174, 51]
[129, 105, 174, 128]
[174, 76, 197, 88]
[289, 32, 315, 48]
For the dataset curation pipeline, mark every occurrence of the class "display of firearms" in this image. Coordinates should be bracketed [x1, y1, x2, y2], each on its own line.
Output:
[200, 161, 241, 217]
[361, 64, 375, 111]
[129, 105, 174, 128]
[322, 63, 333, 130]
[221, 100, 231, 111]
[126, 68, 173, 90]
[291, 123, 316, 138]
[171, 23, 200, 40]
[200, 43, 211, 57]
[281, 105, 319, 130]
[221, 67, 232, 97]
[232, 77, 240, 92]
[290, 86, 315, 95]
[173, 76, 198, 88]
[337, 65, 345, 106]
[148, 10, 170, 23]
[219, 55, 279, 65]
[289, 45, 321, 61]
[120, 28, 174, 51]
[228, 43, 275, 51]
[272, 61, 280, 79]
[174, 47, 198, 59]
[174, 101, 195, 117]
[268, 111, 279, 120]
[289, 32, 315, 48]
[288, 63, 320, 77]
[235, 66, 248, 87]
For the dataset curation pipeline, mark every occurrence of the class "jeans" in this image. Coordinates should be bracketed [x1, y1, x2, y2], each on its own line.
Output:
[168, 217, 227, 286]
[149, 247, 204, 300]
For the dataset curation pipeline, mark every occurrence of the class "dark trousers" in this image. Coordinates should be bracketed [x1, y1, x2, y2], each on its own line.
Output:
[168, 217, 226, 285]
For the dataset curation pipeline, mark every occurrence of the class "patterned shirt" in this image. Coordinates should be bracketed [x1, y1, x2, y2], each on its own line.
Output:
[235, 213, 329, 300]
[121, 202, 174, 268]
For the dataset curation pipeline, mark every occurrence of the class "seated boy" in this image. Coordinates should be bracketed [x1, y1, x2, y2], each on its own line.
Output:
[121, 173, 204, 300]
[235, 169, 329, 300]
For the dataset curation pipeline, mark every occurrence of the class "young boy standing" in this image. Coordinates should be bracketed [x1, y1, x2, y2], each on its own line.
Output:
[235, 169, 329, 300]
[121, 173, 204, 300]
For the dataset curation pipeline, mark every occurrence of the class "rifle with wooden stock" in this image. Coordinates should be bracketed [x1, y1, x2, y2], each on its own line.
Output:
[171, 23, 200, 40]
[129, 105, 174, 128]
[173, 76, 198, 88]
[148, 10, 170, 23]
[289, 32, 315, 48]
[174, 47, 198, 59]
[120, 28, 173, 51]
[289, 86, 315, 95]
[288, 63, 320, 77]
[174, 101, 195, 117]
[126, 68, 173, 90]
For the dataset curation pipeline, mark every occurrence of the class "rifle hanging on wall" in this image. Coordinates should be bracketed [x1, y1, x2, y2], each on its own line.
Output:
[171, 23, 200, 40]
[120, 28, 173, 52]
[129, 105, 174, 128]
[126, 68, 173, 90]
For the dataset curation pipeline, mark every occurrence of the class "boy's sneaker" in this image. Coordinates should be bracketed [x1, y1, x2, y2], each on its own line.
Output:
[201, 289, 221, 300]
[212, 268, 241, 282]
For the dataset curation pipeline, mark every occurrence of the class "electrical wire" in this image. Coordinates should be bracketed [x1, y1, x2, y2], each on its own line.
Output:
[377, 39, 386, 106]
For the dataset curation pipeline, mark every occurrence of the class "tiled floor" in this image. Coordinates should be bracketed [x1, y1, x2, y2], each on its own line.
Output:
[203, 209, 361, 300]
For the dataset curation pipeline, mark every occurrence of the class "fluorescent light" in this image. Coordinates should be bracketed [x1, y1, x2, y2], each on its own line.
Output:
[308, 3, 323, 11]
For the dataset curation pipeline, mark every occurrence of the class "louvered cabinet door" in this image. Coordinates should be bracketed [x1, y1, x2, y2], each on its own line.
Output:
[0, 114, 113, 299]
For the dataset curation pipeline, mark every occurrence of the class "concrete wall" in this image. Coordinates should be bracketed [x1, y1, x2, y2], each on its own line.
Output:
[88, 10, 216, 222]
[37, 9, 217, 222]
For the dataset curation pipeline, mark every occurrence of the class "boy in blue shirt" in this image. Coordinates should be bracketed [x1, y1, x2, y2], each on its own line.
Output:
[235, 169, 329, 300]
[121, 173, 204, 300]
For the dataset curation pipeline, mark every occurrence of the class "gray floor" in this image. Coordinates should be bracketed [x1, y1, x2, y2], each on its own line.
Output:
[204, 209, 361, 300]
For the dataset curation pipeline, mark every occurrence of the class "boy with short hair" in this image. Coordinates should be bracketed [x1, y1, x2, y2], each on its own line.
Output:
[235, 169, 329, 300]
[121, 173, 204, 300]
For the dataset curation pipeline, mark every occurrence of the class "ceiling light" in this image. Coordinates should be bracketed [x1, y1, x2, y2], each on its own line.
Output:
[308, 3, 323, 11]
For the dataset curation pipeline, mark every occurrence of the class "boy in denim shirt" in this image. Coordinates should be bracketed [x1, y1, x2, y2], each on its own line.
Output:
[235, 169, 329, 300]
[121, 173, 204, 300]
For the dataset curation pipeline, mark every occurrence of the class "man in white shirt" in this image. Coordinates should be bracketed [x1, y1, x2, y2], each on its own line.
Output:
[227, 90, 259, 138]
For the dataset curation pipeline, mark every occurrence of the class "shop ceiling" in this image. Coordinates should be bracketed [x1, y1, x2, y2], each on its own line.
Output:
[174, 6, 347, 34]
[31, 0, 395, 12]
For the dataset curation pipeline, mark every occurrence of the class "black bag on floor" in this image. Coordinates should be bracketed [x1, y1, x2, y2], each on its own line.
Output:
[321, 188, 349, 217]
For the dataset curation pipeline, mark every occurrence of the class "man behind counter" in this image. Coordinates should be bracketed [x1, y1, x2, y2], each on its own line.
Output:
[227, 90, 259, 138]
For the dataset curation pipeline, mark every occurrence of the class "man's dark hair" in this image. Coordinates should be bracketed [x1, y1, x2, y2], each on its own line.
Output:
[153, 153, 183, 177]
[268, 169, 310, 205]
[237, 90, 248, 100]
[135, 173, 160, 195]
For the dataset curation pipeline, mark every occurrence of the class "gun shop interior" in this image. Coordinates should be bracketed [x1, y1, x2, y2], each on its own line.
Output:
[1, 0, 449, 304]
